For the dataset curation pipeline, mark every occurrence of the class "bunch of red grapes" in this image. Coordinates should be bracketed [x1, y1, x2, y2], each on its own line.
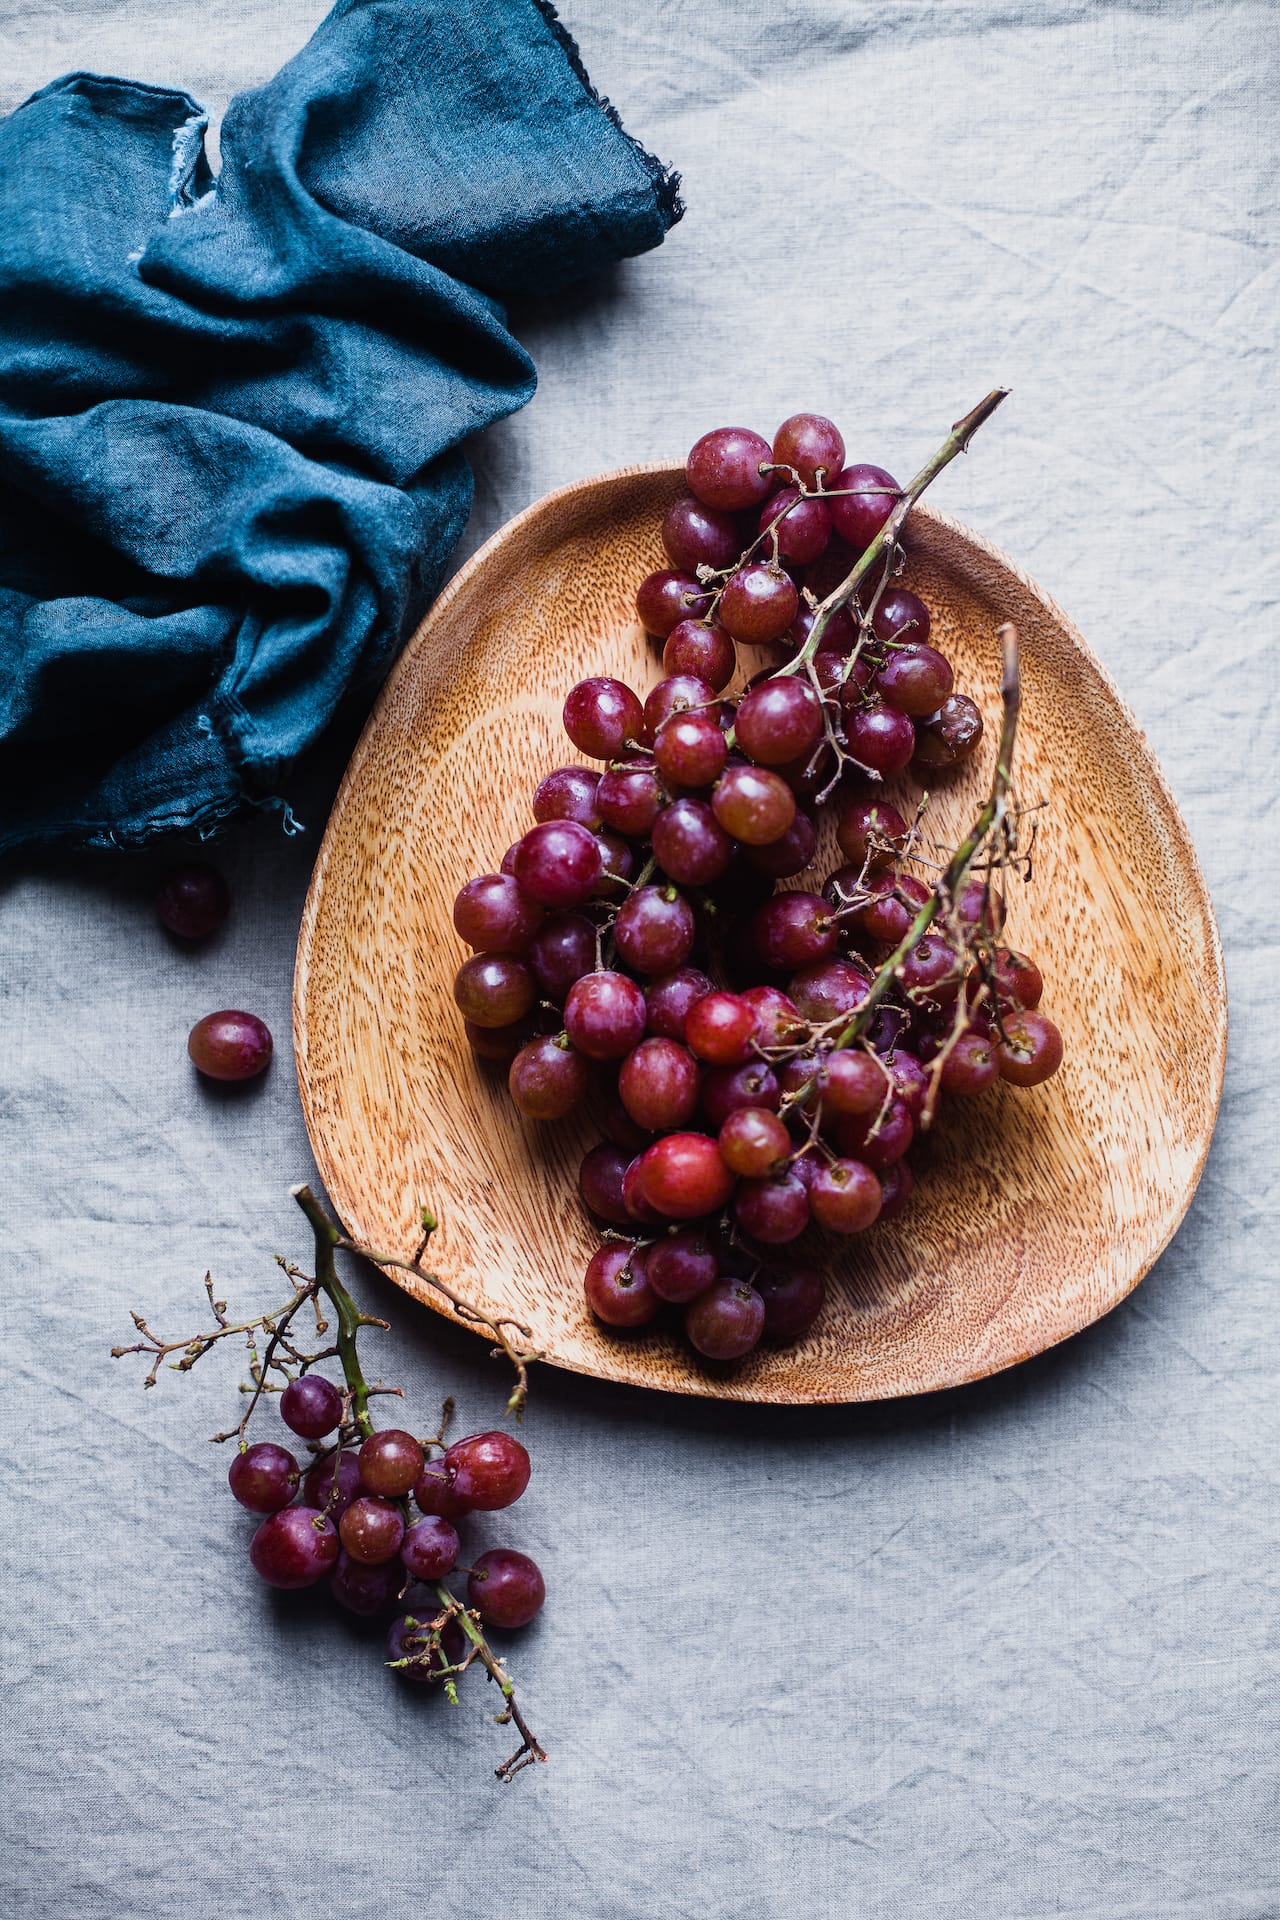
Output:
[230, 1375, 543, 1678]
[451, 413, 1063, 1365]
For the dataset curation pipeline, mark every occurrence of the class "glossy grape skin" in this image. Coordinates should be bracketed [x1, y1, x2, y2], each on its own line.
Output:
[979, 948, 1044, 1009]
[528, 914, 595, 1001]
[468, 1548, 546, 1629]
[340, 1496, 406, 1566]
[701, 1059, 781, 1130]
[453, 874, 543, 954]
[871, 586, 931, 646]
[772, 413, 845, 487]
[899, 931, 964, 1007]
[645, 967, 712, 1041]
[877, 1158, 914, 1222]
[597, 764, 663, 837]
[745, 809, 816, 879]
[734, 1171, 810, 1244]
[758, 486, 832, 565]
[303, 1448, 363, 1519]
[940, 1030, 1000, 1095]
[155, 864, 230, 940]
[995, 1011, 1063, 1087]
[622, 1156, 665, 1226]
[453, 953, 535, 1029]
[280, 1374, 344, 1441]
[829, 463, 899, 551]
[643, 673, 718, 737]
[651, 798, 732, 886]
[686, 991, 758, 1066]
[712, 764, 797, 846]
[845, 698, 917, 776]
[757, 1263, 826, 1345]
[564, 970, 647, 1060]
[512, 820, 602, 909]
[719, 565, 799, 645]
[686, 427, 773, 511]
[836, 1097, 914, 1170]
[618, 1038, 700, 1132]
[359, 1429, 425, 1498]
[413, 1459, 473, 1523]
[808, 1158, 882, 1233]
[663, 618, 736, 692]
[187, 1010, 273, 1083]
[835, 798, 908, 870]
[718, 1106, 791, 1178]
[400, 1516, 461, 1581]
[646, 1226, 719, 1304]
[563, 677, 644, 758]
[584, 1244, 661, 1326]
[879, 1049, 929, 1117]
[654, 711, 728, 789]
[249, 1508, 340, 1589]
[509, 1035, 589, 1120]
[913, 693, 984, 770]
[229, 1442, 300, 1514]
[823, 1049, 888, 1115]
[578, 1142, 633, 1224]
[850, 871, 930, 945]
[735, 678, 824, 766]
[387, 1614, 466, 1685]
[533, 765, 602, 828]
[789, 958, 870, 1025]
[739, 985, 802, 1047]
[752, 892, 839, 971]
[662, 495, 742, 572]
[330, 1550, 405, 1617]
[776, 1050, 825, 1114]
[445, 1431, 532, 1510]
[637, 1132, 734, 1219]
[685, 1281, 765, 1361]
[875, 644, 954, 718]
[592, 829, 635, 897]
[637, 569, 709, 638]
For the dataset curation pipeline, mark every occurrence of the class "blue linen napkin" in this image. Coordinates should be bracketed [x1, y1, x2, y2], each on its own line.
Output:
[0, 0, 680, 853]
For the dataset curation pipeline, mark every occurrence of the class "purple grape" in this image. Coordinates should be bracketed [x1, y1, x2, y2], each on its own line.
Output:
[509, 1034, 589, 1120]
[467, 1548, 546, 1628]
[155, 864, 230, 940]
[685, 1281, 765, 1360]
[249, 1508, 340, 1588]
[331, 1550, 405, 1617]
[512, 820, 602, 909]
[453, 874, 543, 954]
[303, 1448, 363, 1519]
[528, 913, 596, 1001]
[578, 1142, 633, 1224]
[651, 798, 732, 887]
[401, 1515, 461, 1580]
[229, 1442, 300, 1514]
[187, 1010, 272, 1082]
[564, 970, 647, 1060]
[533, 765, 602, 827]
[614, 885, 695, 975]
[280, 1374, 343, 1441]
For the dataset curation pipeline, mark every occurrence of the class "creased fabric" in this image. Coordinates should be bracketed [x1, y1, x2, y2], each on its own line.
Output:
[0, 0, 680, 851]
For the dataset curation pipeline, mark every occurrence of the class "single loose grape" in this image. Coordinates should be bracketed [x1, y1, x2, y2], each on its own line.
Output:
[155, 864, 230, 940]
[359, 1428, 425, 1498]
[913, 693, 984, 770]
[249, 1507, 339, 1588]
[453, 874, 543, 953]
[229, 1441, 300, 1514]
[452, 954, 535, 1028]
[445, 1430, 532, 1510]
[280, 1374, 344, 1441]
[686, 427, 774, 511]
[509, 1034, 589, 1120]
[563, 677, 644, 758]
[400, 1516, 460, 1580]
[996, 1010, 1063, 1087]
[584, 1244, 661, 1326]
[188, 1010, 272, 1082]
[468, 1548, 546, 1629]
[772, 413, 845, 488]
[339, 1496, 406, 1566]
[685, 1281, 765, 1361]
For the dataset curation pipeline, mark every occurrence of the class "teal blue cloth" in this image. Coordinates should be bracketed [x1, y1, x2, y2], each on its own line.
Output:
[0, 0, 680, 851]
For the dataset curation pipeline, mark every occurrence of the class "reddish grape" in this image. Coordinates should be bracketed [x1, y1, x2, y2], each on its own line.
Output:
[359, 1428, 425, 1498]
[685, 1281, 765, 1360]
[662, 495, 741, 572]
[187, 1010, 272, 1082]
[956, 877, 1007, 934]
[464, 1017, 538, 1062]
[533, 765, 602, 827]
[757, 486, 832, 565]
[578, 1142, 633, 1224]
[622, 1155, 665, 1225]
[453, 873, 543, 953]
[280, 1374, 343, 1441]
[468, 1548, 546, 1629]
[453, 954, 535, 1028]
[744, 809, 816, 878]
[735, 678, 823, 766]
[509, 1034, 589, 1119]
[646, 1226, 719, 1304]
[719, 564, 799, 645]
[413, 1459, 473, 1522]
[563, 676, 644, 759]
[835, 798, 908, 870]
[637, 1132, 734, 1219]
[712, 764, 797, 846]
[701, 1059, 781, 1129]
[846, 698, 917, 776]
[618, 1037, 700, 1131]
[757, 1262, 825, 1345]
[913, 693, 983, 770]
[591, 828, 635, 897]
[597, 763, 664, 836]
[643, 673, 718, 736]
[734, 1171, 810, 1243]
[663, 618, 736, 692]
[645, 966, 712, 1040]
[752, 892, 838, 971]
[996, 1011, 1063, 1087]
[829, 463, 899, 551]
[603, 1087, 655, 1154]
[740, 984, 802, 1046]
[899, 931, 964, 1005]
[249, 1507, 339, 1589]
[584, 1244, 661, 1326]
[776, 1049, 824, 1113]
[824, 1049, 887, 1115]
[686, 427, 773, 511]
[528, 913, 595, 1001]
[876, 644, 954, 718]
[654, 711, 728, 788]
[772, 413, 845, 488]
[229, 1442, 300, 1514]
[155, 864, 230, 940]
[980, 947, 1044, 1009]
[340, 1496, 406, 1566]
[636, 569, 710, 638]
[686, 991, 759, 1066]
[445, 1430, 531, 1510]
[564, 970, 646, 1060]
[718, 1106, 790, 1178]
[304, 1448, 363, 1519]
[400, 1516, 460, 1580]
[836, 1098, 914, 1169]
[940, 1030, 1000, 1095]
[871, 586, 931, 646]
[877, 1159, 914, 1222]
[808, 1158, 882, 1233]
[851, 871, 930, 945]
[789, 958, 870, 1025]
[331, 1550, 405, 1617]
[651, 797, 732, 886]
[512, 820, 602, 909]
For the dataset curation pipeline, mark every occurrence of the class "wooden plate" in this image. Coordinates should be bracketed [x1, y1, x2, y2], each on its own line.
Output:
[293, 465, 1226, 1404]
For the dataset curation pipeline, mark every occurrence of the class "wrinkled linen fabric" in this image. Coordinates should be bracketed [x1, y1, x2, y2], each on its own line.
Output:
[1, 4, 1277, 1919]
[0, 0, 679, 851]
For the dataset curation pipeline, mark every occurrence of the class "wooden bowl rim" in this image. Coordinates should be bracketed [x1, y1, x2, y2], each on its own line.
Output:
[294, 463, 1228, 1404]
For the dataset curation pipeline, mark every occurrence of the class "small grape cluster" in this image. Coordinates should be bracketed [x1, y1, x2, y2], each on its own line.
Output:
[450, 398, 1063, 1367]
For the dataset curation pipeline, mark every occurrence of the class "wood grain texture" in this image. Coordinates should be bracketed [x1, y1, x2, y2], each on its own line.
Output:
[293, 466, 1227, 1405]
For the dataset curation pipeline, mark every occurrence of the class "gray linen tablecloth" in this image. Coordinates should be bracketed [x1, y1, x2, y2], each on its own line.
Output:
[2, 4, 1275, 1915]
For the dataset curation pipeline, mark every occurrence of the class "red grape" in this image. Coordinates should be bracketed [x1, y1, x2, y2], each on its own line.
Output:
[651, 797, 732, 886]
[752, 891, 838, 970]
[229, 1442, 299, 1514]
[718, 1106, 790, 1177]
[686, 991, 759, 1066]
[662, 495, 741, 572]
[509, 1035, 589, 1119]
[913, 693, 983, 770]
[996, 1010, 1063, 1086]
[823, 1049, 887, 1115]
[597, 763, 663, 836]
[739, 984, 802, 1046]
[452, 954, 535, 1028]
[733, 1171, 810, 1243]
[719, 564, 799, 645]
[645, 966, 712, 1040]
[340, 1496, 406, 1566]
[871, 586, 931, 646]
[789, 958, 870, 1024]
[413, 1459, 473, 1522]
[654, 710, 728, 788]
[187, 1010, 272, 1082]
[564, 970, 646, 1060]
[280, 1374, 343, 1441]
[512, 820, 602, 909]
[940, 1030, 1000, 1095]
[712, 764, 797, 845]
[845, 698, 917, 776]
[636, 569, 709, 638]
[663, 618, 736, 691]
[533, 765, 602, 827]
[685, 1281, 765, 1360]
[757, 1263, 825, 1345]
[686, 427, 773, 511]
[453, 874, 543, 953]
[876, 644, 954, 717]
[584, 1244, 661, 1326]
[528, 913, 595, 1000]
[646, 1226, 719, 1303]
[829, 463, 899, 551]
[578, 1142, 632, 1224]
[735, 678, 824, 766]
[304, 1448, 363, 1519]
[618, 1038, 700, 1131]
[701, 1060, 781, 1129]
[745, 809, 817, 878]
[563, 676, 644, 758]
[757, 487, 832, 565]
[445, 1430, 531, 1510]
[400, 1516, 460, 1580]
[359, 1429, 424, 1497]
[836, 1098, 914, 1169]
[835, 798, 908, 870]
[468, 1548, 546, 1628]
[643, 673, 718, 736]
[387, 1614, 466, 1684]
[772, 413, 845, 487]
[250, 1507, 339, 1588]
[331, 1550, 405, 1616]
[637, 1132, 734, 1219]
[156, 864, 230, 940]
[808, 1158, 882, 1233]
